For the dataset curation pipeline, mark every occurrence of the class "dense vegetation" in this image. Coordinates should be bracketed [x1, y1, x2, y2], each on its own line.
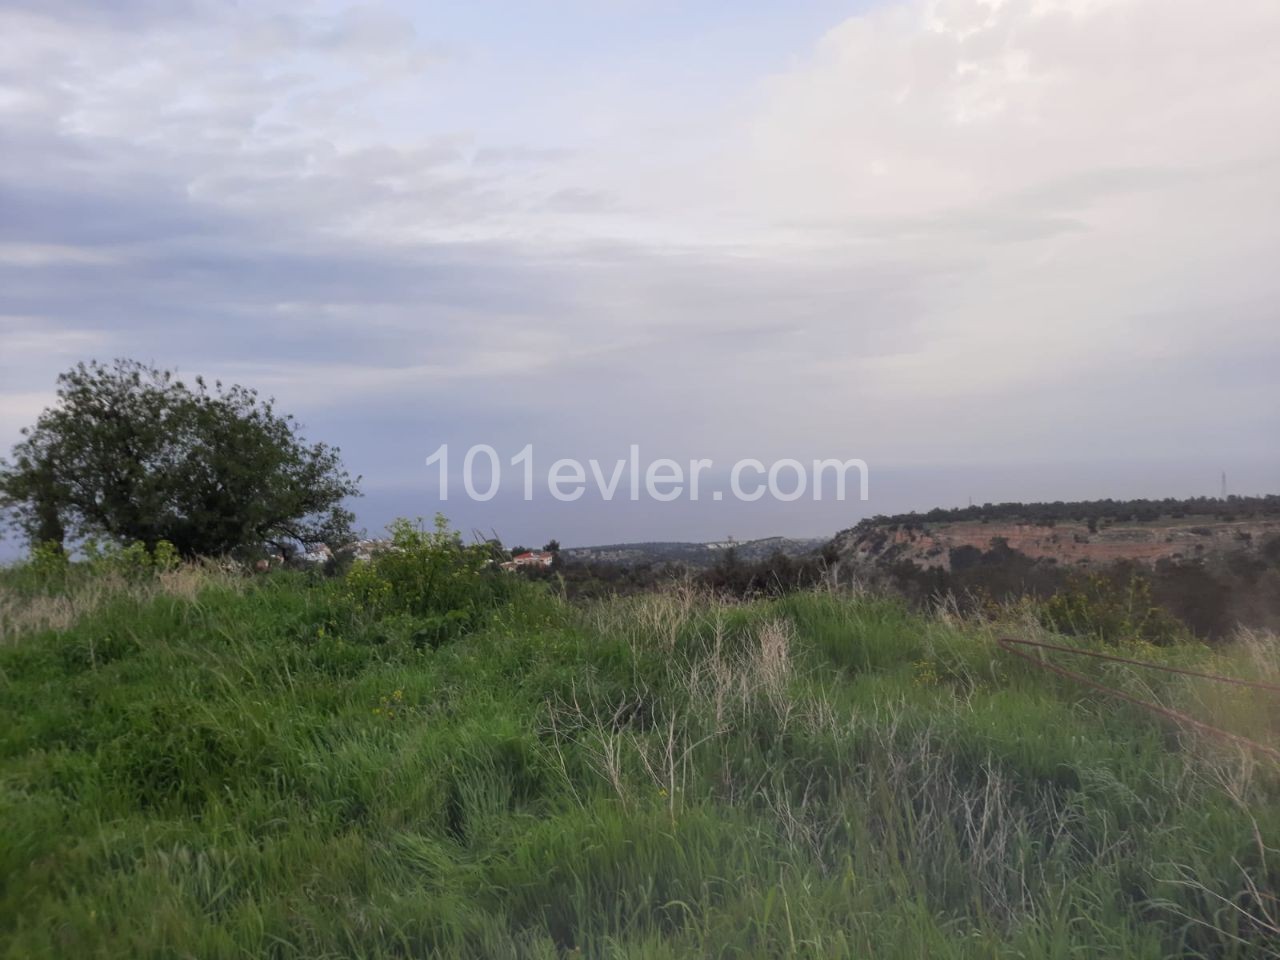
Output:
[517, 543, 839, 601]
[531, 530, 1280, 642]
[2, 526, 1279, 958]
[561, 539, 826, 569]
[851, 526, 1280, 642]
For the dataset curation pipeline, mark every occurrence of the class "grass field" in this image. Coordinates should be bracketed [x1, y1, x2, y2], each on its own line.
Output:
[2, 558, 1278, 958]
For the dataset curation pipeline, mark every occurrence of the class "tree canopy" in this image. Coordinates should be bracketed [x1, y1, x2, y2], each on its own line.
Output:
[0, 359, 360, 557]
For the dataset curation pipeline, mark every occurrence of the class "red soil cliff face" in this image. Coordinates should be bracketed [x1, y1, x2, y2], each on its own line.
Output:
[835, 518, 1280, 571]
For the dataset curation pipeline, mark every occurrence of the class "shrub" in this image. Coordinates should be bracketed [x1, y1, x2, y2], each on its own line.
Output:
[341, 515, 517, 646]
[82, 537, 181, 582]
[1041, 569, 1185, 644]
[27, 541, 69, 585]
[4, 537, 181, 597]
[1150, 561, 1233, 639]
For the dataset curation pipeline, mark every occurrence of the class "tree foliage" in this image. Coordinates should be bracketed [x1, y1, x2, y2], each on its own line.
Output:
[0, 359, 359, 556]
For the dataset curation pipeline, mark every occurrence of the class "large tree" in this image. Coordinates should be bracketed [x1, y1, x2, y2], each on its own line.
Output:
[0, 360, 360, 557]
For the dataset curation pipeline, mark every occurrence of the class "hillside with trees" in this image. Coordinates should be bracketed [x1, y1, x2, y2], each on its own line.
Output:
[848, 495, 1280, 530]
[832, 498, 1280, 640]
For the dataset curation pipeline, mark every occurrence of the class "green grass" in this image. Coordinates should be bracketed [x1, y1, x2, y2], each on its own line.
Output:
[1, 568, 1278, 958]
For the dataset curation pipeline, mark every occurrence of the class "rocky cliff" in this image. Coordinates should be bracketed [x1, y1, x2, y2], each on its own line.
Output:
[832, 516, 1280, 572]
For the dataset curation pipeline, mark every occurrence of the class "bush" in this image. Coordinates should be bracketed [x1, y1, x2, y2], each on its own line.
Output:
[1041, 569, 1185, 644]
[82, 537, 181, 581]
[1150, 561, 1234, 639]
[340, 515, 518, 646]
[4, 538, 181, 597]
[26, 541, 69, 586]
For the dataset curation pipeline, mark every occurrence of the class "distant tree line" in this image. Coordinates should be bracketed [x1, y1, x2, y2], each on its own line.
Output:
[509, 543, 841, 601]
[847, 495, 1280, 533]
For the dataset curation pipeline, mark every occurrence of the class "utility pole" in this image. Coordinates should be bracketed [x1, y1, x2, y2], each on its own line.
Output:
[1221, 470, 1227, 500]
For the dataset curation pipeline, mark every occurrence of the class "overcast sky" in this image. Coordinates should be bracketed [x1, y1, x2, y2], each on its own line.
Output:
[2, 0, 1278, 550]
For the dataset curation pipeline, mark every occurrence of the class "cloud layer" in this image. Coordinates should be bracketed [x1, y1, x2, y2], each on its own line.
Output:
[2, 0, 1278, 546]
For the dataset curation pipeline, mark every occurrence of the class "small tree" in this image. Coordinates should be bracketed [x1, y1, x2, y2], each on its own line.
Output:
[0, 359, 360, 557]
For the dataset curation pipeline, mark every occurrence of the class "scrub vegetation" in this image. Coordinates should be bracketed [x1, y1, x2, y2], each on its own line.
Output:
[1, 523, 1278, 958]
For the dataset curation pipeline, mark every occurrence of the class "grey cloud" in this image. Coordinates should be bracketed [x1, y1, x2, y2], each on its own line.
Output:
[0, 1, 222, 27]
[3, 0, 1278, 550]
[472, 145, 573, 167]
[1008, 165, 1198, 211]
[539, 188, 620, 214]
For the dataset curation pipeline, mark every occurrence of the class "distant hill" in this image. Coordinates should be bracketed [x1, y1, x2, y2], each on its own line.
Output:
[847, 494, 1280, 530]
[563, 536, 826, 568]
[832, 495, 1280, 573]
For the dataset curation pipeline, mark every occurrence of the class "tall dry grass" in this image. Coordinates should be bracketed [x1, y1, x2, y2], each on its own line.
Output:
[3, 567, 1279, 956]
[0, 561, 244, 644]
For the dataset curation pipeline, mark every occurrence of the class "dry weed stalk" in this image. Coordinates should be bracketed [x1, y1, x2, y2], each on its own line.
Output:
[0, 561, 242, 644]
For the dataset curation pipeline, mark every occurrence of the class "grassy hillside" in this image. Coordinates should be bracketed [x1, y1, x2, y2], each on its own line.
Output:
[2, 555, 1279, 957]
